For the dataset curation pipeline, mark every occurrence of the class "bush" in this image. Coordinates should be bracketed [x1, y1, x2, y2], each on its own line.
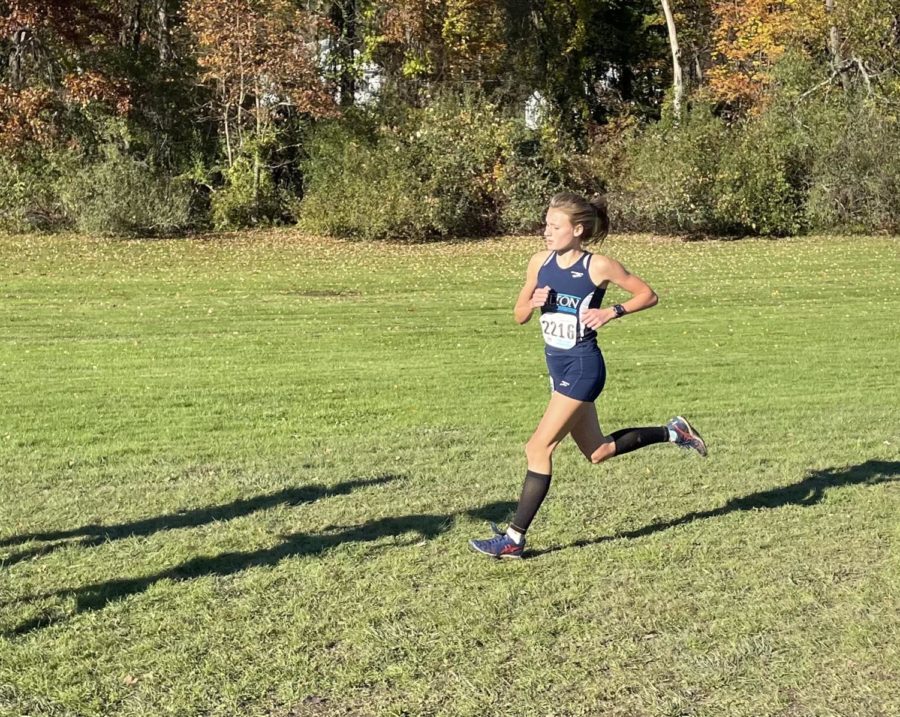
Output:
[298, 94, 554, 241]
[294, 121, 426, 240]
[495, 154, 561, 234]
[496, 118, 600, 234]
[298, 55, 899, 238]
[805, 102, 900, 233]
[711, 109, 809, 236]
[57, 146, 194, 236]
[598, 105, 726, 233]
[0, 156, 68, 233]
[593, 103, 812, 236]
[210, 154, 285, 230]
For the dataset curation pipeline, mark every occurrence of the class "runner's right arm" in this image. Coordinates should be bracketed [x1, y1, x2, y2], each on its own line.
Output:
[514, 251, 551, 324]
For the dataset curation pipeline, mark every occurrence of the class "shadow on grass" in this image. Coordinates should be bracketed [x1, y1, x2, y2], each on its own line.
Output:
[530, 459, 900, 558]
[6, 497, 515, 636]
[0, 475, 399, 568]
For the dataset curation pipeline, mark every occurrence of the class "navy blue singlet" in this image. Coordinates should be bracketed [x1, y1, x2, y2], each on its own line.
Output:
[537, 251, 606, 354]
[536, 250, 607, 401]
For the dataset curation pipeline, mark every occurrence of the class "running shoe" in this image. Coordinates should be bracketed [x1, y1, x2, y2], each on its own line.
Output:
[469, 532, 525, 559]
[667, 415, 708, 457]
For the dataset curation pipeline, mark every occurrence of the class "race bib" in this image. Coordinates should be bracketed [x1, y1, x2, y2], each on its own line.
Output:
[540, 313, 577, 349]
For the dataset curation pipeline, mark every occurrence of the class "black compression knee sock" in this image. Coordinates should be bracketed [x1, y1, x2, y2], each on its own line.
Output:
[610, 427, 669, 456]
[510, 469, 551, 535]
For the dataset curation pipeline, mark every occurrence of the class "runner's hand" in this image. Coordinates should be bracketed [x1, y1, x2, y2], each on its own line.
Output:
[581, 308, 616, 330]
[530, 286, 551, 308]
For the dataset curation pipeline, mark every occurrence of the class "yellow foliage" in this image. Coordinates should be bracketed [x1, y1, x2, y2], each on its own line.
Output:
[709, 0, 828, 110]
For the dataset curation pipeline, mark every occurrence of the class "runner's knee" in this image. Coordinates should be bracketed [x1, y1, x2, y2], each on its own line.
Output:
[525, 437, 556, 463]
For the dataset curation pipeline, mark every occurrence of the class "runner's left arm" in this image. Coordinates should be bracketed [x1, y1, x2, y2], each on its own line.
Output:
[582, 256, 658, 330]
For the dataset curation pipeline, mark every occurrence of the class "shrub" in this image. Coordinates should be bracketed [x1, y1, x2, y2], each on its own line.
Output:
[298, 94, 548, 240]
[0, 156, 68, 233]
[593, 103, 811, 236]
[210, 154, 285, 230]
[296, 82, 900, 239]
[295, 121, 427, 240]
[495, 154, 561, 234]
[57, 146, 193, 236]
[409, 94, 518, 236]
[711, 109, 809, 236]
[805, 102, 900, 233]
[496, 120, 598, 234]
[599, 105, 726, 233]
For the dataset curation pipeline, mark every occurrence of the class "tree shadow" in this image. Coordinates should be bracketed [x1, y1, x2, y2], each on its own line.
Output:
[530, 459, 900, 558]
[0, 475, 400, 568]
[6, 499, 515, 636]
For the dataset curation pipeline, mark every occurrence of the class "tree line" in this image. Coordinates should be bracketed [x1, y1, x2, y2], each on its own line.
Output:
[1, 0, 898, 237]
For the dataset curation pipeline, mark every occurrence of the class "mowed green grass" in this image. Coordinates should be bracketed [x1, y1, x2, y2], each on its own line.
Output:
[1, 231, 898, 717]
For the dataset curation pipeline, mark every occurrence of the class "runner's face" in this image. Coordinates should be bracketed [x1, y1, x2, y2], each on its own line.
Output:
[544, 208, 581, 252]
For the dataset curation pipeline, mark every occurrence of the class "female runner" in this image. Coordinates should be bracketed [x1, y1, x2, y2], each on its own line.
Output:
[470, 192, 707, 559]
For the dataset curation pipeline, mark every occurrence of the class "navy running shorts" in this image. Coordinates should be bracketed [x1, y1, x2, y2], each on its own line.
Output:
[546, 349, 606, 402]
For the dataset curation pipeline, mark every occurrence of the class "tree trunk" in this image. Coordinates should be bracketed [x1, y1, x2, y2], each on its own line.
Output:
[331, 0, 358, 107]
[223, 81, 234, 167]
[157, 0, 171, 63]
[826, 0, 851, 91]
[123, 0, 143, 51]
[254, 88, 262, 219]
[660, 0, 684, 119]
[237, 43, 245, 152]
[620, 64, 634, 101]
[9, 28, 30, 89]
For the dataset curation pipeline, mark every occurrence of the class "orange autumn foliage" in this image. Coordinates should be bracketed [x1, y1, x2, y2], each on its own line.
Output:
[708, 0, 827, 110]
[0, 0, 117, 47]
[0, 1, 130, 148]
[185, 0, 337, 118]
[0, 86, 56, 151]
[63, 71, 132, 114]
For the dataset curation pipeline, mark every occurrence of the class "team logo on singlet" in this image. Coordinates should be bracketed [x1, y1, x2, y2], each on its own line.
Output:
[554, 293, 580, 314]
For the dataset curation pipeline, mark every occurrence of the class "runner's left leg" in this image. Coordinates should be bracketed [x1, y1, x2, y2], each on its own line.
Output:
[511, 391, 589, 535]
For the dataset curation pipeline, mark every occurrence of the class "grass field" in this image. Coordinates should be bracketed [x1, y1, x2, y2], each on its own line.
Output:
[1, 231, 898, 717]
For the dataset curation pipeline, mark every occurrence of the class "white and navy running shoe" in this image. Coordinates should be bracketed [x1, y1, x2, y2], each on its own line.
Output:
[667, 415, 708, 457]
[469, 531, 525, 559]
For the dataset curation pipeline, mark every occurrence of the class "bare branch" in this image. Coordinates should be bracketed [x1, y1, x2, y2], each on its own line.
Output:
[854, 57, 873, 95]
[794, 60, 854, 104]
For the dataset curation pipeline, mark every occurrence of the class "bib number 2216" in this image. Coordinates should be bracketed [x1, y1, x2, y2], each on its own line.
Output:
[540, 314, 577, 350]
